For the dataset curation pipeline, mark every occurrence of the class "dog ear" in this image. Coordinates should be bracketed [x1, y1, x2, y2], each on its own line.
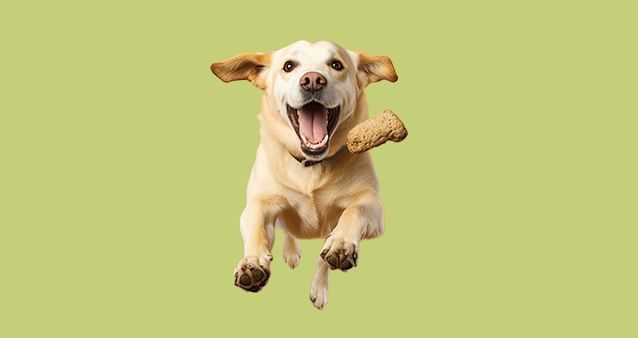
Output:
[211, 52, 272, 90]
[355, 51, 398, 87]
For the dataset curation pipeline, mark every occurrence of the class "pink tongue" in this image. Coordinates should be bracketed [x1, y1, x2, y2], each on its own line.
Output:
[299, 102, 328, 144]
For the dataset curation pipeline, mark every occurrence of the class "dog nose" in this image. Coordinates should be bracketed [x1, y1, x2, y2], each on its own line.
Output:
[300, 72, 327, 91]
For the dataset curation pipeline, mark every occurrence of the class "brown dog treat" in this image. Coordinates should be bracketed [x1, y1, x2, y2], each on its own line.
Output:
[346, 109, 408, 154]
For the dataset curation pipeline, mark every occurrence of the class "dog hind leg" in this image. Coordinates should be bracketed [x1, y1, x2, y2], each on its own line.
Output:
[282, 229, 301, 269]
[309, 256, 330, 310]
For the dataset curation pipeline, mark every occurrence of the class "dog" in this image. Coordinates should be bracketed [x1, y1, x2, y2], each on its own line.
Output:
[210, 40, 397, 309]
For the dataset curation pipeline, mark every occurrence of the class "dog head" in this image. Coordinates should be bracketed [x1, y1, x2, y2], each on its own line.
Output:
[211, 40, 397, 161]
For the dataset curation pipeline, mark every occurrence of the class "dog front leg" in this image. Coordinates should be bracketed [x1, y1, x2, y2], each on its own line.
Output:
[320, 191, 384, 271]
[233, 200, 275, 292]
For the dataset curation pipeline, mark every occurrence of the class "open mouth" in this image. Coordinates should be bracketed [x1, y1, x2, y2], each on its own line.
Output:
[287, 102, 340, 156]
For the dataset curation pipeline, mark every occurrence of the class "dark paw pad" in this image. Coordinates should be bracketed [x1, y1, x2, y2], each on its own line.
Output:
[234, 256, 271, 292]
[320, 238, 358, 271]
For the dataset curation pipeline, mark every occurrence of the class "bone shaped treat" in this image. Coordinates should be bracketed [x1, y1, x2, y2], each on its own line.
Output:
[346, 109, 408, 154]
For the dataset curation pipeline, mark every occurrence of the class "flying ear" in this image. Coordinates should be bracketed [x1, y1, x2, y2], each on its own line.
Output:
[210, 52, 272, 89]
[355, 51, 398, 87]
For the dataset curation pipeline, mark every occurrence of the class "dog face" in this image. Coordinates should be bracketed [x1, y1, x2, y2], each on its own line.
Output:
[211, 40, 397, 160]
[274, 41, 356, 158]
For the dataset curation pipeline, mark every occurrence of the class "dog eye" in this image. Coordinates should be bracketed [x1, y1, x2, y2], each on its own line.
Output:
[283, 61, 295, 72]
[331, 60, 343, 70]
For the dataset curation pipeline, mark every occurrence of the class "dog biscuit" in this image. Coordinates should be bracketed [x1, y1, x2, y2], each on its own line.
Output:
[346, 109, 408, 154]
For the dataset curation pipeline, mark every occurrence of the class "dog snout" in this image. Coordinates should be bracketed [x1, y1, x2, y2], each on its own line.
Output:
[300, 72, 326, 91]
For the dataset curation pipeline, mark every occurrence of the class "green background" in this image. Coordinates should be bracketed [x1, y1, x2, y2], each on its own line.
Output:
[1, 0, 636, 337]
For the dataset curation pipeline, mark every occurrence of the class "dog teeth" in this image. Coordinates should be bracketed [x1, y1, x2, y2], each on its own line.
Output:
[301, 135, 329, 149]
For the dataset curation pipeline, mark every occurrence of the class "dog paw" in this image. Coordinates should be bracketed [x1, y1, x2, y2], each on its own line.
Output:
[233, 255, 271, 292]
[310, 276, 329, 310]
[282, 237, 301, 269]
[320, 237, 358, 271]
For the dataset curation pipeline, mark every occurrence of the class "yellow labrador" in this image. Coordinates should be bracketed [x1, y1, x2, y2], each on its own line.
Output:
[211, 40, 397, 309]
